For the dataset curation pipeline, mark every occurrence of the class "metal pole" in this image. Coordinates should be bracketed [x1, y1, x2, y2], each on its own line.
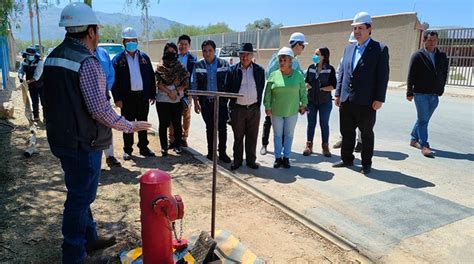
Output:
[28, 0, 35, 46]
[35, 0, 42, 55]
[145, 6, 150, 54]
[211, 97, 219, 238]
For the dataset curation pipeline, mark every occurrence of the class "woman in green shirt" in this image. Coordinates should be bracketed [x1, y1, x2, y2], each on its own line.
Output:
[263, 47, 308, 168]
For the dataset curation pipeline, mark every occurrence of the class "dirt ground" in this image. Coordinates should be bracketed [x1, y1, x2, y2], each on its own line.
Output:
[0, 86, 365, 263]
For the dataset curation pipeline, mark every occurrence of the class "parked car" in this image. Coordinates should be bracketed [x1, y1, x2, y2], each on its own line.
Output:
[215, 44, 240, 65]
[98, 43, 124, 60]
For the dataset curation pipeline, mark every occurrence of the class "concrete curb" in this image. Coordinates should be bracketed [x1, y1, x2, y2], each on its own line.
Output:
[182, 147, 373, 263]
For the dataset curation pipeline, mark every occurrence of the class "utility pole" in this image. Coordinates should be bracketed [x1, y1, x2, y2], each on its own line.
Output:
[145, 5, 149, 53]
[28, 0, 35, 46]
[35, 0, 42, 54]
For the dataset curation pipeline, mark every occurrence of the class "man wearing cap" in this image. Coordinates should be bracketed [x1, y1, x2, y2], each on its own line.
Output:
[111, 27, 157, 161]
[18, 47, 44, 122]
[260, 32, 308, 155]
[42, 3, 151, 263]
[192, 40, 232, 163]
[333, 12, 389, 174]
[226, 43, 265, 170]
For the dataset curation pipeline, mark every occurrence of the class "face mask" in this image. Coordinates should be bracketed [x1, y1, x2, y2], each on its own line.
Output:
[312, 55, 320, 64]
[125, 42, 138, 53]
[27, 55, 35, 61]
[163, 51, 177, 62]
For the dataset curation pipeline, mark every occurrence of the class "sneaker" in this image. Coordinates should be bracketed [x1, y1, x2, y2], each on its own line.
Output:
[219, 153, 231, 163]
[260, 145, 268, 155]
[282, 158, 291, 169]
[175, 146, 182, 154]
[123, 152, 132, 161]
[106, 156, 121, 167]
[421, 147, 434, 158]
[354, 142, 363, 153]
[410, 140, 421, 149]
[139, 148, 156, 157]
[333, 140, 342, 149]
[273, 158, 282, 168]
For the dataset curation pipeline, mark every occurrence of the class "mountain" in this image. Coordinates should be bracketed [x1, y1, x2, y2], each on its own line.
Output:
[12, 6, 181, 41]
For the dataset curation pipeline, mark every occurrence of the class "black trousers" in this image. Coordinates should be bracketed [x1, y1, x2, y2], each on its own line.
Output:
[261, 115, 271, 146]
[121, 92, 149, 154]
[230, 105, 260, 165]
[201, 100, 228, 155]
[28, 83, 44, 119]
[340, 101, 376, 166]
[157, 102, 183, 151]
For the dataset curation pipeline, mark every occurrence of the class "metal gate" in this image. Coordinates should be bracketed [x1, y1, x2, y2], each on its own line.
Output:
[436, 28, 474, 87]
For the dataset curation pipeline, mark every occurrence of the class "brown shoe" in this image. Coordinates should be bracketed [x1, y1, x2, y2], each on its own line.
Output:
[303, 141, 313, 156]
[322, 143, 331, 157]
[86, 235, 116, 254]
[421, 147, 434, 158]
[410, 140, 421, 149]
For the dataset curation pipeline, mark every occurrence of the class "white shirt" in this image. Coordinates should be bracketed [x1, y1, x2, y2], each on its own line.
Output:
[237, 64, 258, 106]
[126, 52, 144, 91]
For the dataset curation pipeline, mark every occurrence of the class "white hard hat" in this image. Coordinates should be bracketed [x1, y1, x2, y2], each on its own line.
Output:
[289, 32, 308, 45]
[59, 2, 99, 32]
[348, 32, 357, 43]
[351, 11, 372, 26]
[277, 47, 294, 58]
[122, 27, 138, 39]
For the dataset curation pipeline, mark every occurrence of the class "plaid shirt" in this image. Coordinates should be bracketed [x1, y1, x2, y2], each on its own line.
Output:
[78, 41, 134, 133]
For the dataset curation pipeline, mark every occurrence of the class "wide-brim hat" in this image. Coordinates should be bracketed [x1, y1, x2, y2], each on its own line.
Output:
[239, 43, 254, 53]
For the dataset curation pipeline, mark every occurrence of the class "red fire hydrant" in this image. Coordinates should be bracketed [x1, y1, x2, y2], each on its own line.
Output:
[140, 169, 184, 264]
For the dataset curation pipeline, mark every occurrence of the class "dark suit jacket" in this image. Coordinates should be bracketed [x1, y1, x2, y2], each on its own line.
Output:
[226, 62, 265, 110]
[407, 48, 448, 97]
[335, 39, 390, 106]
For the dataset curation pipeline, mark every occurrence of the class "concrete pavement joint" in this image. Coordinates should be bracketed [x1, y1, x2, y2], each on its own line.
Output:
[183, 146, 373, 263]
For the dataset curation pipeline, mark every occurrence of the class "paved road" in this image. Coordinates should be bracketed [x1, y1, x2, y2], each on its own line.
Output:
[148, 88, 474, 262]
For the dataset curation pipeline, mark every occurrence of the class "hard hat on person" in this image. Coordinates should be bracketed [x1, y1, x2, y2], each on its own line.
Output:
[289, 32, 308, 45]
[348, 32, 357, 43]
[59, 2, 99, 33]
[351, 11, 372, 26]
[277, 47, 294, 58]
[122, 27, 138, 39]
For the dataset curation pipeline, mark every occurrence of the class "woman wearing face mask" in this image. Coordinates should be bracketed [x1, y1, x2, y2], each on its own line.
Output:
[155, 42, 189, 156]
[263, 47, 308, 169]
[303, 47, 337, 157]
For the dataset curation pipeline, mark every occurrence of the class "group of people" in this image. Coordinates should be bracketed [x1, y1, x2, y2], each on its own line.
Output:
[35, 2, 448, 263]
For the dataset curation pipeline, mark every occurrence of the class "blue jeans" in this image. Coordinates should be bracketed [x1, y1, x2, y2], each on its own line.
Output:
[50, 146, 102, 263]
[411, 94, 439, 148]
[306, 102, 332, 143]
[272, 114, 298, 159]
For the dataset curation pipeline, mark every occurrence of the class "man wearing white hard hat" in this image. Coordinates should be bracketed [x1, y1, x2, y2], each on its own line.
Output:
[42, 2, 151, 263]
[333, 11, 389, 175]
[111, 27, 157, 161]
[260, 32, 308, 155]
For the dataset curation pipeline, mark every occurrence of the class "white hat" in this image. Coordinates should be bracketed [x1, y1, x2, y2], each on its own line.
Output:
[277, 47, 294, 58]
[121, 27, 138, 39]
[351, 12, 372, 26]
[289, 32, 308, 45]
[59, 2, 99, 32]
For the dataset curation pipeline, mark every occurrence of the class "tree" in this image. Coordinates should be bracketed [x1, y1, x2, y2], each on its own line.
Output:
[204, 22, 233, 34]
[245, 18, 282, 31]
[151, 23, 234, 40]
[100, 24, 122, 43]
[0, 0, 23, 36]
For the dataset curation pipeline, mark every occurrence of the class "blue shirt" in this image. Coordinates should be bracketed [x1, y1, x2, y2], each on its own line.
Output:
[191, 57, 218, 92]
[425, 49, 436, 68]
[178, 52, 189, 66]
[352, 38, 371, 71]
[95, 47, 115, 90]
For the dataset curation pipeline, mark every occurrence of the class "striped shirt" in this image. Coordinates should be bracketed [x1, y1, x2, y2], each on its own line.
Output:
[79, 43, 134, 133]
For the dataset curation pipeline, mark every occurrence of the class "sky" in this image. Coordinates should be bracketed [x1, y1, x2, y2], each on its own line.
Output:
[56, 0, 474, 30]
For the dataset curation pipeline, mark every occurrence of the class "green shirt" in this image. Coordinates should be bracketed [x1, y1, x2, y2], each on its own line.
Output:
[263, 70, 308, 117]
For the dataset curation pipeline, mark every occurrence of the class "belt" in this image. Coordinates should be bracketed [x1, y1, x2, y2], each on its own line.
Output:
[235, 102, 258, 109]
[130, 90, 143, 94]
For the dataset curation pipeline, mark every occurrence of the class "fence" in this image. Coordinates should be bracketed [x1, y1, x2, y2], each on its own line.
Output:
[436, 28, 474, 87]
[0, 36, 10, 90]
[166, 28, 280, 50]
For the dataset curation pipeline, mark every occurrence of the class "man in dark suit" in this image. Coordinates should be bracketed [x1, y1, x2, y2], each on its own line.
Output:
[407, 30, 448, 158]
[226, 43, 265, 170]
[333, 12, 390, 174]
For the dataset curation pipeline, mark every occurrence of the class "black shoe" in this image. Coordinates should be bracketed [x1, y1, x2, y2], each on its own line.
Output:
[175, 146, 182, 154]
[273, 158, 282, 168]
[206, 153, 213, 161]
[360, 165, 372, 174]
[106, 156, 121, 167]
[354, 142, 363, 153]
[230, 163, 241, 170]
[219, 153, 231, 163]
[85, 235, 116, 254]
[246, 162, 259, 169]
[282, 158, 291, 169]
[161, 149, 168, 157]
[332, 161, 353, 168]
[140, 148, 155, 157]
[123, 152, 132, 161]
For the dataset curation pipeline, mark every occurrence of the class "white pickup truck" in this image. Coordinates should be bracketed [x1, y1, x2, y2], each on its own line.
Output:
[215, 45, 240, 65]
